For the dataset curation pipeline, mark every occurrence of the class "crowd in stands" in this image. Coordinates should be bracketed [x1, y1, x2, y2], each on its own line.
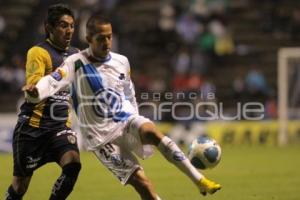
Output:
[260, 1, 300, 41]
[0, 54, 25, 94]
[135, 0, 234, 121]
[2, 0, 300, 120]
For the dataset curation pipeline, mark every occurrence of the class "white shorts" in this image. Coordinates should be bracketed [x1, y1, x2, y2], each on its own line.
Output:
[93, 115, 154, 185]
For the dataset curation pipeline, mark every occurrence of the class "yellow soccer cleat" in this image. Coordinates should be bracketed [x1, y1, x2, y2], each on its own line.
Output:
[198, 177, 221, 196]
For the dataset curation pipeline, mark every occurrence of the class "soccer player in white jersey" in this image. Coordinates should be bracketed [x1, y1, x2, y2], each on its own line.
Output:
[24, 14, 221, 200]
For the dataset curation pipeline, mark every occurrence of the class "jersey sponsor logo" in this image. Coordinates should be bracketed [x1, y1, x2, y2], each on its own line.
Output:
[49, 90, 71, 102]
[83, 63, 131, 121]
[93, 88, 123, 118]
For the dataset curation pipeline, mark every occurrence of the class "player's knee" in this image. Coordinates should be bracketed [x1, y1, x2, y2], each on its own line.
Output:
[68, 151, 80, 163]
[14, 186, 26, 195]
[140, 123, 162, 145]
[59, 150, 80, 166]
[12, 177, 31, 195]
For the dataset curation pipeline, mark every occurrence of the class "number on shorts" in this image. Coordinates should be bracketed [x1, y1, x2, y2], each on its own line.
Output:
[99, 143, 115, 160]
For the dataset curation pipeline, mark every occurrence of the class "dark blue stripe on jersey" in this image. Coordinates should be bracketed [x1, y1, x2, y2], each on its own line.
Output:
[113, 111, 131, 122]
[82, 64, 104, 93]
[82, 63, 131, 122]
[71, 84, 78, 114]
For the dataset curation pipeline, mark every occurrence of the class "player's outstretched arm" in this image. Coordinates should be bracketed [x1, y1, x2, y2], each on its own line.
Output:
[23, 77, 55, 102]
[23, 71, 66, 103]
[24, 59, 75, 103]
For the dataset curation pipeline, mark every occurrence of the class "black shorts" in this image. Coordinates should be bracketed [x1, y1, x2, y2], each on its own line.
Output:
[12, 117, 79, 177]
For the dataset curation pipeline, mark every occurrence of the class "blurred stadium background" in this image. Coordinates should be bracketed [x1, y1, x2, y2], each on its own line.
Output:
[0, 0, 300, 199]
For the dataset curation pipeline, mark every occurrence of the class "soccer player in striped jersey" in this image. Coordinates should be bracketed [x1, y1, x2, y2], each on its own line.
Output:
[25, 14, 221, 200]
[5, 4, 81, 200]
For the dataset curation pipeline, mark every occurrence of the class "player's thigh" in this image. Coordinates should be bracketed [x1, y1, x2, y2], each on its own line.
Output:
[59, 150, 80, 167]
[93, 138, 141, 185]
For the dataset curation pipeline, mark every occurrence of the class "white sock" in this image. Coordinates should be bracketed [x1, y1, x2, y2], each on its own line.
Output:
[157, 136, 203, 184]
[156, 195, 162, 200]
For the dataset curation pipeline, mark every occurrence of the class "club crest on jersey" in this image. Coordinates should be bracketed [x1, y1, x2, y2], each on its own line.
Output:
[111, 154, 123, 166]
[67, 135, 77, 144]
[119, 73, 125, 80]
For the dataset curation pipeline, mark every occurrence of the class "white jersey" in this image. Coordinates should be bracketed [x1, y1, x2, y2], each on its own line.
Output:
[31, 48, 139, 150]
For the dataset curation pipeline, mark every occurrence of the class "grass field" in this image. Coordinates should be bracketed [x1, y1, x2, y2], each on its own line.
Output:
[1, 145, 300, 200]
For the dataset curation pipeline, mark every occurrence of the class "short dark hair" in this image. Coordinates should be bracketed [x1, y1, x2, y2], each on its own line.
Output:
[45, 4, 74, 37]
[86, 14, 111, 37]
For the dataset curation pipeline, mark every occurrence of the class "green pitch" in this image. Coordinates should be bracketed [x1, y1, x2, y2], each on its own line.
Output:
[1, 145, 300, 200]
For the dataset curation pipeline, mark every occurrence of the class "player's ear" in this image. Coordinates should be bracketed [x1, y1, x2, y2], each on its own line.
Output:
[86, 35, 92, 43]
[45, 23, 53, 35]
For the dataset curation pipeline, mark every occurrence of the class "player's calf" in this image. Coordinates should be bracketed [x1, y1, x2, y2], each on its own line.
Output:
[49, 162, 81, 200]
[157, 136, 203, 184]
[139, 123, 203, 185]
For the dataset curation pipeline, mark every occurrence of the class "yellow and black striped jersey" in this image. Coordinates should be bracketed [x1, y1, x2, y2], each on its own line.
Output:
[19, 39, 79, 130]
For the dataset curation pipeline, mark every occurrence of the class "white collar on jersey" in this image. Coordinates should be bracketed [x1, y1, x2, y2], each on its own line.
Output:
[87, 47, 111, 63]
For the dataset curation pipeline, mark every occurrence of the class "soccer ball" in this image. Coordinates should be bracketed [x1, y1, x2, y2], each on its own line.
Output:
[188, 135, 221, 170]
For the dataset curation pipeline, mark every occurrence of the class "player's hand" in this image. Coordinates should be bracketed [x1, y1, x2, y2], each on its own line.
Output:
[22, 84, 39, 98]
